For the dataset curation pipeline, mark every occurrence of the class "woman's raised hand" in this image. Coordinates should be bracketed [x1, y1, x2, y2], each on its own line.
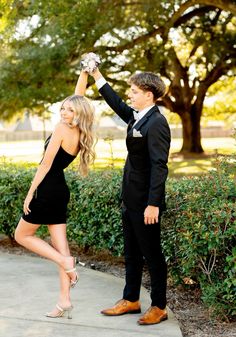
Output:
[80, 52, 101, 74]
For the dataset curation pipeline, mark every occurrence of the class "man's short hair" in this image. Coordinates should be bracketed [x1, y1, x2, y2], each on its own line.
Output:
[129, 72, 166, 102]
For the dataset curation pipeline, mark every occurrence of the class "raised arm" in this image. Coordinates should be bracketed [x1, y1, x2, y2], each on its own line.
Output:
[91, 68, 133, 124]
[75, 71, 88, 96]
[91, 68, 103, 82]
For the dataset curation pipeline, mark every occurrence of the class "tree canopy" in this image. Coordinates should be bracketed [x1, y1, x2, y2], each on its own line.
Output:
[0, 0, 235, 152]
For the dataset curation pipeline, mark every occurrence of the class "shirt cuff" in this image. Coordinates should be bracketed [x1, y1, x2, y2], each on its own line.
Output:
[96, 77, 107, 90]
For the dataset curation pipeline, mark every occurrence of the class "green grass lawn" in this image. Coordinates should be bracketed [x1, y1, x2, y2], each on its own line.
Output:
[0, 137, 235, 177]
[92, 137, 236, 177]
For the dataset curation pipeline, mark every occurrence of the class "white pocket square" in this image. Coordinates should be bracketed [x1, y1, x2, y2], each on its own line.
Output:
[132, 129, 143, 137]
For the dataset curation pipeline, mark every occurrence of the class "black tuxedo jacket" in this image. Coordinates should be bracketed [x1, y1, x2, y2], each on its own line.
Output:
[99, 83, 171, 211]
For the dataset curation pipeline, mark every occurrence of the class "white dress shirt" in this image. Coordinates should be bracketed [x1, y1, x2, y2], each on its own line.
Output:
[132, 105, 154, 127]
[96, 77, 107, 90]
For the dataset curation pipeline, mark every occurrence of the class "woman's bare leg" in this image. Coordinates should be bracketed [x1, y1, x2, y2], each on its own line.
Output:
[47, 224, 72, 314]
[14, 218, 76, 280]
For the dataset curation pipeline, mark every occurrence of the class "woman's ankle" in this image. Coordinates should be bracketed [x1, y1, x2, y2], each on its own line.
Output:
[58, 297, 71, 307]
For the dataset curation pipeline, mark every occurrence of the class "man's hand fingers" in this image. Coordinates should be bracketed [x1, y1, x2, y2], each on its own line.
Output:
[144, 215, 158, 225]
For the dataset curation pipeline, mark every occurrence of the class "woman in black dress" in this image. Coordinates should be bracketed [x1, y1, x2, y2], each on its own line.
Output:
[14, 71, 94, 319]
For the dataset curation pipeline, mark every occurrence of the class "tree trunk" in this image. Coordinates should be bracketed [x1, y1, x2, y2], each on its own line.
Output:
[179, 106, 204, 153]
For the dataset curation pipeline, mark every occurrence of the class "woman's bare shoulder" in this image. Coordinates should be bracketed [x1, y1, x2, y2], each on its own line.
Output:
[53, 122, 80, 141]
[53, 122, 71, 134]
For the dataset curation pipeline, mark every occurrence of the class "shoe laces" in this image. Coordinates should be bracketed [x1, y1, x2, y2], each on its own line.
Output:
[115, 299, 127, 307]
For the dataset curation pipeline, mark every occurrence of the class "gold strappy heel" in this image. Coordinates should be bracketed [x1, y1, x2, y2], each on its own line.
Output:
[65, 257, 79, 288]
[46, 304, 73, 319]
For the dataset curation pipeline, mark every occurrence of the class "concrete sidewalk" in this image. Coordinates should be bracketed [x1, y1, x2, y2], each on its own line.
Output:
[0, 253, 182, 337]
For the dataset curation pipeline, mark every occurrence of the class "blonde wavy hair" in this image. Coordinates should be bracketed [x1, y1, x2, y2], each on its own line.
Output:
[61, 95, 95, 176]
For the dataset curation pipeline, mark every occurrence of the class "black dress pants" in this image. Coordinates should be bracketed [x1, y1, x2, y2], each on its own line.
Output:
[122, 205, 167, 309]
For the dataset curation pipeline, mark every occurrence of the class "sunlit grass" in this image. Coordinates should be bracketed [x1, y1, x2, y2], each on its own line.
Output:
[0, 137, 235, 177]
[169, 158, 215, 177]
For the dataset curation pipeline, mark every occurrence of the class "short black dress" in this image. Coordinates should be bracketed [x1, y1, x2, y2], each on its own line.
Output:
[22, 136, 77, 225]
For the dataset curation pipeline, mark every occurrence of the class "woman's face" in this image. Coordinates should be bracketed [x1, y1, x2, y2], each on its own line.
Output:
[60, 100, 76, 125]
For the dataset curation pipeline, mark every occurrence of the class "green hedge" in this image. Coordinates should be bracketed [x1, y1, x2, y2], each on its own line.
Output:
[0, 158, 235, 319]
[0, 160, 34, 238]
[162, 159, 236, 319]
[66, 169, 123, 254]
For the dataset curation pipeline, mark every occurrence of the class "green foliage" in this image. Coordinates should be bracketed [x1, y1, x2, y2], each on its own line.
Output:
[0, 0, 127, 119]
[0, 160, 48, 238]
[0, 160, 34, 238]
[203, 77, 236, 121]
[66, 169, 123, 255]
[0, 1, 235, 123]
[162, 158, 236, 319]
[0, 157, 235, 318]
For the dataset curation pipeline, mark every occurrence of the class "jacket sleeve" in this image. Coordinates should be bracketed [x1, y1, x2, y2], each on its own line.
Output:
[99, 83, 133, 124]
[147, 115, 171, 207]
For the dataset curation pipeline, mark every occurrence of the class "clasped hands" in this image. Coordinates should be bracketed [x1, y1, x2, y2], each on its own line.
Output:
[80, 52, 101, 73]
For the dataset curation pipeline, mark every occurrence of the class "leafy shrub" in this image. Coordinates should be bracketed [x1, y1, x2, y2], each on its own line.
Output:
[0, 160, 50, 239]
[0, 157, 235, 319]
[0, 160, 35, 239]
[66, 169, 123, 255]
[162, 157, 236, 319]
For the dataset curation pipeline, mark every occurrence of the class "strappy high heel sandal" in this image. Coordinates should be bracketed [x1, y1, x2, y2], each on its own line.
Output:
[46, 304, 73, 319]
[65, 257, 79, 288]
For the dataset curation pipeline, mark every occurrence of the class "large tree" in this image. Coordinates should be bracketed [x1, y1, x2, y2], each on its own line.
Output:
[0, 0, 235, 153]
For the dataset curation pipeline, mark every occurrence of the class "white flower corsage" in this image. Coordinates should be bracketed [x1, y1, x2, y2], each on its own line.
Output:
[80, 52, 101, 73]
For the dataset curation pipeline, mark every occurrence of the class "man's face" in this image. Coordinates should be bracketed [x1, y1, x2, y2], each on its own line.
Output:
[128, 84, 152, 111]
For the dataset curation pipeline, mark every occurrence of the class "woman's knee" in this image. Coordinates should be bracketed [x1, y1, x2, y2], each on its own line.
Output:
[50, 239, 69, 256]
[14, 219, 38, 244]
[14, 226, 23, 244]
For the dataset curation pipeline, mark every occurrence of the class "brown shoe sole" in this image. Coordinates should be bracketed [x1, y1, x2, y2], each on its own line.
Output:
[138, 315, 168, 325]
[102, 309, 141, 316]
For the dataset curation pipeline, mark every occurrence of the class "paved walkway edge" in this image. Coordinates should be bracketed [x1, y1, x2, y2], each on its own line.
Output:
[0, 253, 182, 337]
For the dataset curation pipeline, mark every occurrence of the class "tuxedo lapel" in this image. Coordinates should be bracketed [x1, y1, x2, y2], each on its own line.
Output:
[127, 116, 136, 133]
[132, 106, 157, 131]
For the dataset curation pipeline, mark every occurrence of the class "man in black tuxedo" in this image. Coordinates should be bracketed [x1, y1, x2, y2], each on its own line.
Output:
[91, 68, 171, 325]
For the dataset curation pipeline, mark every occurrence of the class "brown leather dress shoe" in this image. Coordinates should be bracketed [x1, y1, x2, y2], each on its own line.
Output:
[101, 299, 141, 316]
[138, 306, 168, 325]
